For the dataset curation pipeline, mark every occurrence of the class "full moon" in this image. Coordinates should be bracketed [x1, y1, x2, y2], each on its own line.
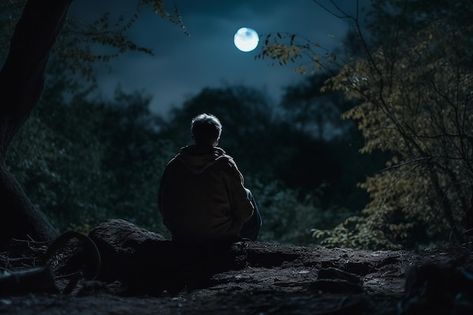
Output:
[234, 27, 259, 52]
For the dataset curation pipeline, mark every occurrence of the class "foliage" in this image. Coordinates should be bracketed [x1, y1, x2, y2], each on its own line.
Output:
[249, 178, 351, 244]
[259, 0, 473, 249]
[312, 0, 473, 249]
[280, 73, 349, 139]
[256, 32, 335, 75]
[1, 0, 185, 234]
[7, 85, 174, 234]
[1, 0, 185, 81]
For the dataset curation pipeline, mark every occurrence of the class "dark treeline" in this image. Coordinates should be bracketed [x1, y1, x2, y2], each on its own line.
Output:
[7, 70, 384, 243]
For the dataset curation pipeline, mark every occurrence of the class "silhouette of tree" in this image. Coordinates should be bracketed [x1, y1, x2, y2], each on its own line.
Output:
[0, 0, 178, 243]
[0, 0, 72, 243]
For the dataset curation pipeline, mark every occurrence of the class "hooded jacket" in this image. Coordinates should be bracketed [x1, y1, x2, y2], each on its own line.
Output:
[158, 145, 254, 242]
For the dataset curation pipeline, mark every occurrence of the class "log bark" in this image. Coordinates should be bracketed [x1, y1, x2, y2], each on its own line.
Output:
[88, 219, 247, 294]
[0, 0, 72, 244]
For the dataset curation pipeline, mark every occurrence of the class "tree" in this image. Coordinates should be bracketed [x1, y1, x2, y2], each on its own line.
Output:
[0, 0, 72, 243]
[0, 0, 180, 243]
[322, 0, 473, 247]
[280, 73, 348, 140]
[260, 0, 473, 248]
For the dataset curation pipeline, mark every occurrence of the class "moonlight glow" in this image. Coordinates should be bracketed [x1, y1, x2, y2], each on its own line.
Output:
[234, 27, 259, 52]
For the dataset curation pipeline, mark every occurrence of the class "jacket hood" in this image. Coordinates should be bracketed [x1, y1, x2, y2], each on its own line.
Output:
[175, 145, 228, 174]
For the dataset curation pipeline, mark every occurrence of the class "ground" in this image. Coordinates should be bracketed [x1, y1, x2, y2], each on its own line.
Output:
[2, 240, 471, 315]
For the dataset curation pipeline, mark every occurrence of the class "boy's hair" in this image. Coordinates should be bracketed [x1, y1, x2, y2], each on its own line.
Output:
[191, 114, 222, 146]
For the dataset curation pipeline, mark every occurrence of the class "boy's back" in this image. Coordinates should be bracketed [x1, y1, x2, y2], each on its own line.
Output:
[159, 144, 254, 243]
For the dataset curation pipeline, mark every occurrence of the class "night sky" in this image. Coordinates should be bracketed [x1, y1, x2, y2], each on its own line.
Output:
[70, 0, 360, 115]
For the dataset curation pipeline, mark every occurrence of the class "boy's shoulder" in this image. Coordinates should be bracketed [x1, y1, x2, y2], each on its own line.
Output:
[215, 147, 238, 168]
[164, 146, 237, 172]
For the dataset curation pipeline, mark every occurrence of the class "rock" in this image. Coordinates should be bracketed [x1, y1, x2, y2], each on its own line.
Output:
[76, 280, 120, 296]
[310, 279, 363, 293]
[399, 263, 473, 315]
[2, 244, 473, 314]
[318, 267, 362, 284]
[375, 255, 400, 268]
[344, 261, 373, 276]
[246, 242, 301, 267]
[0, 267, 58, 296]
[319, 296, 364, 315]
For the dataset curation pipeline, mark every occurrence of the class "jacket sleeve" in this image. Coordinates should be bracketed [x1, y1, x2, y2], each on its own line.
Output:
[158, 164, 170, 228]
[225, 158, 254, 223]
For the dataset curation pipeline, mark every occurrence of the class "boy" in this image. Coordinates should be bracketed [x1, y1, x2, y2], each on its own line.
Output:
[159, 114, 261, 243]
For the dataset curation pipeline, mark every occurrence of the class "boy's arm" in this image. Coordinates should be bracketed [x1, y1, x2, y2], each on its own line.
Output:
[158, 166, 170, 228]
[226, 159, 254, 224]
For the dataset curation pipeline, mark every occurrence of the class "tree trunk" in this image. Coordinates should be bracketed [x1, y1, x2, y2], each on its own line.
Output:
[0, 0, 72, 244]
[426, 163, 463, 242]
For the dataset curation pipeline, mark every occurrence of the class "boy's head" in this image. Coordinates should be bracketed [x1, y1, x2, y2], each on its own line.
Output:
[191, 113, 222, 147]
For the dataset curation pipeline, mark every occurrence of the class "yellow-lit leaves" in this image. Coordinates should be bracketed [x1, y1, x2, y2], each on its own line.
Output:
[139, 0, 188, 36]
[256, 32, 331, 75]
[317, 16, 473, 249]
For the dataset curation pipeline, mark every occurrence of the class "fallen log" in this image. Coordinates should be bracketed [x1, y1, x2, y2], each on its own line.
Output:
[88, 219, 247, 294]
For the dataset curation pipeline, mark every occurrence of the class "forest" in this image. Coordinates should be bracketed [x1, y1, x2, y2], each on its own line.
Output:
[1, 0, 473, 314]
[3, 0, 472, 250]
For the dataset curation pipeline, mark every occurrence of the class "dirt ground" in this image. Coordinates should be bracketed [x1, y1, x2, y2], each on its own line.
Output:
[2, 241, 470, 315]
